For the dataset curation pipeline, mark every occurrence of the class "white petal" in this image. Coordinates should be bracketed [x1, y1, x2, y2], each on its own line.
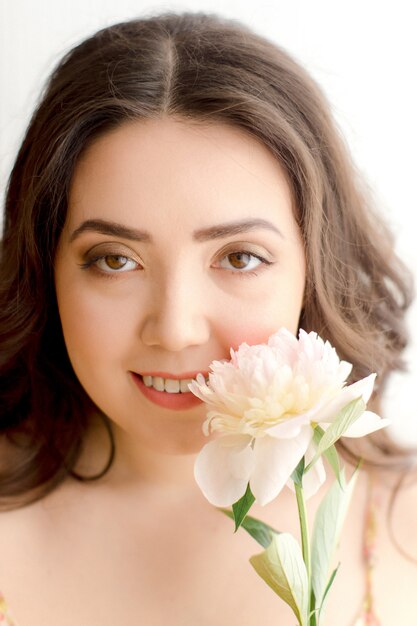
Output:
[315, 374, 377, 425]
[266, 412, 311, 439]
[287, 454, 326, 500]
[347, 373, 377, 404]
[250, 427, 312, 506]
[303, 455, 326, 499]
[343, 411, 391, 438]
[194, 436, 254, 507]
[287, 437, 327, 499]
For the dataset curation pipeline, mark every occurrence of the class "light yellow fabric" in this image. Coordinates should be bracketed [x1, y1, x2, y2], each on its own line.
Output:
[0, 592, 17, 625]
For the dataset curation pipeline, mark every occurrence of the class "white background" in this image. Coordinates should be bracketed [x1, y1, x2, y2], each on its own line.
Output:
[1, 0, 416, 444]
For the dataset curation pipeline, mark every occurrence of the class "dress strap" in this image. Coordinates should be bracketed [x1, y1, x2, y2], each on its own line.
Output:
[0, 592, 17, 625]
[352, 472, 381, 626]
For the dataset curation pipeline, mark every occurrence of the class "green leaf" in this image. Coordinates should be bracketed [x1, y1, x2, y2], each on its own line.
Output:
[310, 427, 341, 482]
[319, 563, 340, 618]
[250, 532, 309, 626]
[220, 509, 280, 548]
[308, 600, 320, 625]
[232, 483, 255, 532]
[291, 456, 305, 486]
[305, 398, 365, 471]
[323, 444, 341, 482]
[310, 469, 358, 610]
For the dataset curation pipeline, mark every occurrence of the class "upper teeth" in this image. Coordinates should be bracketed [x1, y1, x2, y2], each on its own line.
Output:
[142, 375, 206, 394]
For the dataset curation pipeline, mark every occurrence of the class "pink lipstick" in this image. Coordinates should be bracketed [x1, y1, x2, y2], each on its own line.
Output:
[130, 372, 206, 411]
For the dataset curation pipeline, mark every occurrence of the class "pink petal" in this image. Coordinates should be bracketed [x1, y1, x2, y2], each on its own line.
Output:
[194, 435, 254, 507]
[250, 427, 312, 506]
[343, 411, 391, 438]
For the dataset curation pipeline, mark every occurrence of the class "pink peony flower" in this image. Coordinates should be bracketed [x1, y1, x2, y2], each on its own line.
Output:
[190, 328, 389, 507]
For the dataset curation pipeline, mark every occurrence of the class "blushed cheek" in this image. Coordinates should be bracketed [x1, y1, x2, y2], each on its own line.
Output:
[221, 306, 303, 352]
[219, 272, 305, 351]
[225, 326, 293, 352]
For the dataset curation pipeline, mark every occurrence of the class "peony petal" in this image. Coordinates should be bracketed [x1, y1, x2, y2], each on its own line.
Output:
[287, 454, 326, 500]
[250, 427, 312, 506]
[268, 328, 299, 365]
[287, 450, 326, 500]
[314, 374, 377, 425]
[194, 435, 254, 507]
[347, 374, 377, 404]
[343, 411, 391, 438]
[266, 412, 311, 439]
[303, 455, 326, 499]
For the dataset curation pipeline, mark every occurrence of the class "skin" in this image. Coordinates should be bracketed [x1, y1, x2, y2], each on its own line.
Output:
[54, 116, 306, 479]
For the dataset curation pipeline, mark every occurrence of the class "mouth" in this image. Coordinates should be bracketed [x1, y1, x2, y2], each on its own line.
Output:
[130, 372, 206, 411]
[134, 372, 208, 394]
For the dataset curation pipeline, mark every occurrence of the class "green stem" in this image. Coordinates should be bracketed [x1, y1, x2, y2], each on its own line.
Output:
[294, 482, 311, 580]
[294, 481, 315, 625]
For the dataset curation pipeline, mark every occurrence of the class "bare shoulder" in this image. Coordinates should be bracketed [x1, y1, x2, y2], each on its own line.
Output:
[379, 467, 417, 552]
[0, 435, 43, 544]
[0, 475, 86, 624]
[372, 468, 417, 622]
[0, 491, 47, 574]
[0, 472, 81, 580]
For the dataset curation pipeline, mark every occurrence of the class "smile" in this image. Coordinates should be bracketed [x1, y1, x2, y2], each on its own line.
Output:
[130, 372, 205, 411]
[142, 375, 196, 394]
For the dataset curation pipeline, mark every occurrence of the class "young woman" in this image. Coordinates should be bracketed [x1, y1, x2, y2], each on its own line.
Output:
[0, 11, 416, 625]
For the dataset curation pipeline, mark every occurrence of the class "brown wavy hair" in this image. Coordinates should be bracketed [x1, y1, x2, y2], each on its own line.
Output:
[0, 11, 414, 511]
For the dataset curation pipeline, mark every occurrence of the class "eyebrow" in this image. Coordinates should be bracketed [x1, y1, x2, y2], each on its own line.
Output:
[69, 217, 284, 243]
[69, 219, 151, 243]
[193, 218, 283, 241]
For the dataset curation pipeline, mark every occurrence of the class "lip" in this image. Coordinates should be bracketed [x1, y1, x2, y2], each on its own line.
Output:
[130, 372, 205, 411]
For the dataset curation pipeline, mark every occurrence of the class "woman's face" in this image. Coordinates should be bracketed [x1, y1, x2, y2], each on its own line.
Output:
[54, 117, 306, 454]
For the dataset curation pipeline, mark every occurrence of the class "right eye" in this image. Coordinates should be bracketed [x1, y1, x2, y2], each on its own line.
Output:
[95, 255, 138, 272]
[80, 253, 140, 275]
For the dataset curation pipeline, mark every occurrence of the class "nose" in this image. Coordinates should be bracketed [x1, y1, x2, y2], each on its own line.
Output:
[139, 273, 211, 351]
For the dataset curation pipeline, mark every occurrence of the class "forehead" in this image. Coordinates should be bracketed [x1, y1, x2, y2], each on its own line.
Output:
[66, 116, 296, 234]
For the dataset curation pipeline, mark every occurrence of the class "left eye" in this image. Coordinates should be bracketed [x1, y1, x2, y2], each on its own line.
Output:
[218, 251, 265, 272]
[95, 255, 138, 272]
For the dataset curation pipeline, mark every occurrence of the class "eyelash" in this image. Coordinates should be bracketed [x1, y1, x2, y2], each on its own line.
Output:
[79, 255, 138, 274]
[79, 249, 273, 279]
[216, 250, 273, 277]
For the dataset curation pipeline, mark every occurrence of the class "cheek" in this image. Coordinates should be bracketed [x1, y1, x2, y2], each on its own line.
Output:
[54, 282, 138, 416]
[55, 278, 133, 372]
[218, 290, 304, 352]
[219, 254, 306, 350]
[224, 322, 298, 353]
[59, 309, 105, 388]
